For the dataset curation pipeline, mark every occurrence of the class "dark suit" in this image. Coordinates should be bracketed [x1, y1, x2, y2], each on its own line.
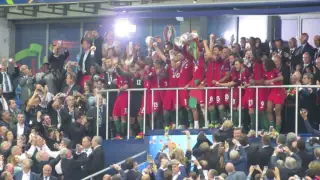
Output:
[86, 146, 105, 180]
[12, 124, 30, 138]
[258, 145, 274, 168]
[77, 50, 104, 85]
[87, 105, 107, 139]
[279, 64, 291, 85]
[296, 150, 314, 177]
[62, 84, 80, 97]
[36, 174, 58, 180]
[297, 43, 315, 62]
[274, 47, 290, 64]
[302, 63, 316, 75]
[48, 50, 69, 73]
[0, 66, 19, 101]
[61, 157, 87, 180]
[13, 171, 38, 180]
[289, 48, 301, 71]
[124, 169, 141, 180]
[315, 47, 320, 60]
[243, 144, 259, 169]
[46, 100, 72, 137]
[225, 171, 247, 180]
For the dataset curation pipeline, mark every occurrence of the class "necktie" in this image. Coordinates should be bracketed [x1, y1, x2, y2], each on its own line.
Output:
[98, 107, 102, 127]
[44, 177, 48, 180]
[3, 73, 9, 92]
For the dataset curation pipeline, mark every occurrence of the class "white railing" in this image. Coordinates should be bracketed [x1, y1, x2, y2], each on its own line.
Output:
[82, 151, 147, 180]
[97, 85, 320, 138]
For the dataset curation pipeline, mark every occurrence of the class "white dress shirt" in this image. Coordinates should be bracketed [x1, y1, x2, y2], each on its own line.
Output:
[82, 50, 90, 73]
[27, 145, 59, 158]
[1, 72, 13, 93]
[17, 123, 25, 137]
[172, 171, 181, 180]
[22, 170, 31, 180]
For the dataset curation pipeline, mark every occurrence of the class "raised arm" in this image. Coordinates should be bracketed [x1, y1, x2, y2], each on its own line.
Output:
[153, 42, 167, 62]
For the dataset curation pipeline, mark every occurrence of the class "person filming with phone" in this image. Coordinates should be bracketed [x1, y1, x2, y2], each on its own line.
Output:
[301, 109, 320, 137]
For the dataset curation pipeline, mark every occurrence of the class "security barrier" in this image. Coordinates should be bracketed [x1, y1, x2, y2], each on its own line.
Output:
[97, 85, 320, 139]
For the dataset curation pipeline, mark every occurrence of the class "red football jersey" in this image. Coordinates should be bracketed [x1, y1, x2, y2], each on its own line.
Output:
[143, 67, 157, 89]
[157, 67, 168, 88]
[265, 68, 283, 85]
[116, 75, 129, 94]
[213, 58, 224, 81]
[206, 60, 214, 86]
[191, 56, 205, 81]
[252, 62, 265, 81]
[231, 67, 251, 86]
[177, 60, 192, 87]
[219, 60, 231, 82]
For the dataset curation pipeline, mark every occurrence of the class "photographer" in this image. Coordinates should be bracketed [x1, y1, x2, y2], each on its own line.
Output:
[18, 65, 35, 111]
[48, 43, 69, 75]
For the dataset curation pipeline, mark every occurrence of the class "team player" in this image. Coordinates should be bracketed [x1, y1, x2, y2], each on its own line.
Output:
[203, 39, 221, 127]
[154, 42, 192, 129]
[264, 57, 286, 133]
[129, 65, 144, 137]
[112, 66, 130, 140]
[246, 57, 269, 131]
[185, 40, 205, 129]
[217, 59, 250, 127]
[214, 47, 231, 124]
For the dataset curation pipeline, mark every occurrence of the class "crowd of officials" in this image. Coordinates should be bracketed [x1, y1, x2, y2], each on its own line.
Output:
[0, 28, 320, 180]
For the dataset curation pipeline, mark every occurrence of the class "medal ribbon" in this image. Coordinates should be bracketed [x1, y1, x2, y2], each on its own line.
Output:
[189, 41, 198, 67]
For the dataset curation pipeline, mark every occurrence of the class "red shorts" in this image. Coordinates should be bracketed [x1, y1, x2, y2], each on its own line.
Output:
[163, 90, 189, 110]
[216, 89, 230, 106]
[231, 88, 241, 109]
[207, 89, 216, 106]
[268, 88, 286, 105]
[189, 80, 204, 105]
[112, 93, 128, 117]
[242, 89, 254, 109]
[139, 91, 161, 115]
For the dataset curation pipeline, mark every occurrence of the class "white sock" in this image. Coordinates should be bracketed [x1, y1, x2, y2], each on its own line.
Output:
[194, 121, 199, 129]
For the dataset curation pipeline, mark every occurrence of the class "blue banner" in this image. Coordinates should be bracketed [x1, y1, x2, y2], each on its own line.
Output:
[0, 0, 87, 5]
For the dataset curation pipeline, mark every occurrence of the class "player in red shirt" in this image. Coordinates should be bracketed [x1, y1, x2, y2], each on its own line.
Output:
[217, 59, 249, 127]
[154, 43, 192, 129]
[214, 47, 231, 124]
[264, 57, 286, 133]
[245, 57, 269, 131]
[184, 41, 205, 129]
[203, 39, 222, 128]
[112, 67, 130, 140]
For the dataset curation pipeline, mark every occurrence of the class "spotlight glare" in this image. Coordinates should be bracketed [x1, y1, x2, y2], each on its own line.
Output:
[114, 19, 136, 37]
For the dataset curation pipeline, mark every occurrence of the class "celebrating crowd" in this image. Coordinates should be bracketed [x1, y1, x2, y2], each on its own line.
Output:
[106, 119, 320, 180]
[0, 25, 320, 180]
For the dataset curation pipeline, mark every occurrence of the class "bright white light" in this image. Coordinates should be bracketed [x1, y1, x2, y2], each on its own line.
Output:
[176, 17, 184, 22]
[223, 30, 233, 39]
[114, 19, 136, 37]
